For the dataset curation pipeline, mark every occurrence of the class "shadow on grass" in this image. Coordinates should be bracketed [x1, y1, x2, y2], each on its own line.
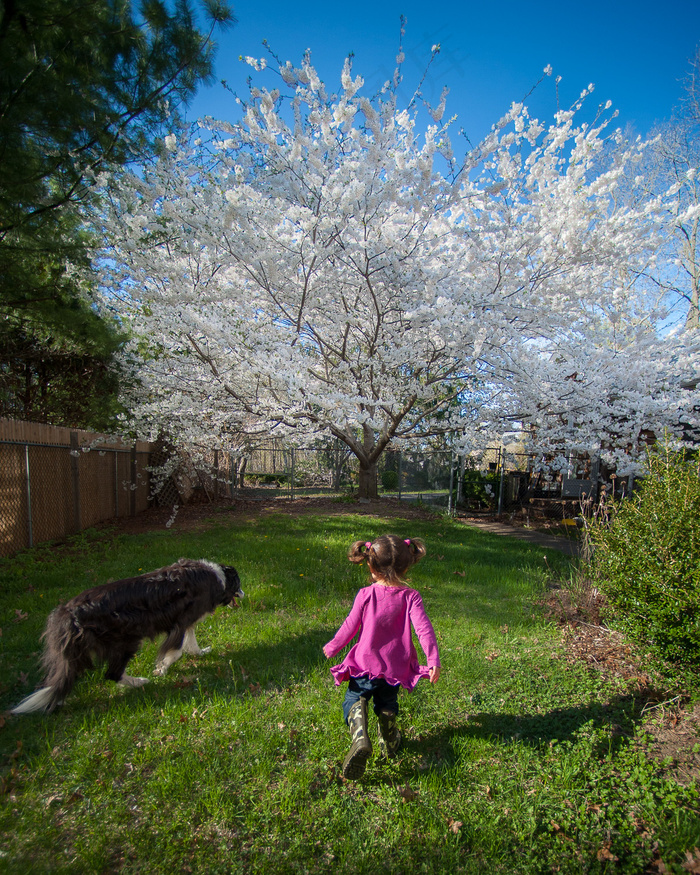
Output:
[400, 692, 657, 769]
[2, 630, 334, 728]
[128, 628, 333, 708]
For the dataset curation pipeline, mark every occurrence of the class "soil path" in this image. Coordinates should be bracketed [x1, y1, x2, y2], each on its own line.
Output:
[459, 517, 580, 556]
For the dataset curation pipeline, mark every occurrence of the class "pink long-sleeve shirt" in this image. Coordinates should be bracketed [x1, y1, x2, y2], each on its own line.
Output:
[324, 583, 440, 690]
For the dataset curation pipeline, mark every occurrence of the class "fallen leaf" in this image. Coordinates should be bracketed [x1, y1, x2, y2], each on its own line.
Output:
[597, 845, 618, 862]
[453, 571, 465, 577]
[173, 678, 194, 689]
[682, 848, 700, 874]
[398, 783, 418, 802]
[447, 818, 462, 834]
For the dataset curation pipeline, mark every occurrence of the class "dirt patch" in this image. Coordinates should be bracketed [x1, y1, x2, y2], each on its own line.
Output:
[541, 585, 700, 786]
[110, 494, 441, 536]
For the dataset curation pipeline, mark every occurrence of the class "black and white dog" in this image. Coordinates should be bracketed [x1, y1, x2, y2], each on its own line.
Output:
[11, 559, 243, 714]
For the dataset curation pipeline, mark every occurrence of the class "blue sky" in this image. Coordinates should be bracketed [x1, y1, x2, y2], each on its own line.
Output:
[186, 0, 700, 140]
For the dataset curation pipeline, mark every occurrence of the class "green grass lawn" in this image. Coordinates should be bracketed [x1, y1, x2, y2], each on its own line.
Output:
[0, 510, 698, 874]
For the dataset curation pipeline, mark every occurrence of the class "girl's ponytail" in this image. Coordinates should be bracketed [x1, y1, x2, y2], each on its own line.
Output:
[348, 540, 371, 564]
[404, 537, 426, 562]
[349, 534, 426, 584]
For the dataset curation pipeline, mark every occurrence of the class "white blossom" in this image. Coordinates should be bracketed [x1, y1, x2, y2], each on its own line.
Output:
[98, 52, 699, 490]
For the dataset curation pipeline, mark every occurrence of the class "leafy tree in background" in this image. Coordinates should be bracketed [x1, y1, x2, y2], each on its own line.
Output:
[0, 0, 235, 428]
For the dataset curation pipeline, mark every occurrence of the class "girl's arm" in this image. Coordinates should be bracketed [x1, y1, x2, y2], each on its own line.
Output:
[409, 591, 441, 668]
[322, 590, 366, 658]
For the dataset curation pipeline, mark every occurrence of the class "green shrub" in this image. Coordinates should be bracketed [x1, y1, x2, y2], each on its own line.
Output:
[249, 472, 287, 485]
[461, 459, 500, 509]
[586, 441, 700, 667]
[381, 469, 399, 491]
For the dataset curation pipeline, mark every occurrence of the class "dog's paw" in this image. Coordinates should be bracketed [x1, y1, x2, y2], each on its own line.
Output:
[152, 665, 167, 677]
[119, 675, 149, 688]
[199, 646, 212, 655]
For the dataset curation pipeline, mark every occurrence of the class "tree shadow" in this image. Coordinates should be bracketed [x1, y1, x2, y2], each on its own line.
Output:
[399, 692, 656, 769]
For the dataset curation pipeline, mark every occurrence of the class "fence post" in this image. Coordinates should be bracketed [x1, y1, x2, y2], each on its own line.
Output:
[590, 456, 600, 501]
[214, 449, 219, 500]
[497, 447, 505, 515]
[24, 444, 33, 548]
[130, 444, 137, 517]
[456, 455, 465, 506]
[70, 431, 82, 533]
[398, 452, 402, 501]
[114, 450, 119, 517]
[290, 447, 295, 500]
[448, 452, 455, 516]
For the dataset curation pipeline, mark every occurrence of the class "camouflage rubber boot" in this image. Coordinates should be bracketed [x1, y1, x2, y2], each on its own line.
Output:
[342, 698, 373, 779]
[377, 708, 402, 759]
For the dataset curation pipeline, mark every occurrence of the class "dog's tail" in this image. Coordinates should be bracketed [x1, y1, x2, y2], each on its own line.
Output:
[11, 605, 89, 715]
[11, 686, 57, 715]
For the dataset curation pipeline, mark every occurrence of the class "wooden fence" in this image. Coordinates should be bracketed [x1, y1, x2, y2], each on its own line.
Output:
[0, 419, 153, 557]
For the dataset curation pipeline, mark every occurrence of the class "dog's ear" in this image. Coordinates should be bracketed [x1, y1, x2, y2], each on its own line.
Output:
[222, 566, 242, 594]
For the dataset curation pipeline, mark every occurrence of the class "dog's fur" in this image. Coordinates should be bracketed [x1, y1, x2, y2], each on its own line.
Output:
[11, 558, 243, 714]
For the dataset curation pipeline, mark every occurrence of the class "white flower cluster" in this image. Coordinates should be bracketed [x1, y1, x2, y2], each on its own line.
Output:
[98, 51, 699, 481]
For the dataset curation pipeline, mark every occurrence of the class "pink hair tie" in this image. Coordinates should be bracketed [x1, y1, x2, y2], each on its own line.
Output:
[365, 541, 372, 549]
[405, 539, 411, 544]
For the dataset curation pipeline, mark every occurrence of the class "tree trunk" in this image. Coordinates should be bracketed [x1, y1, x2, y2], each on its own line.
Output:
[357, 461, 378, 499]
[236, 455, 247, 488]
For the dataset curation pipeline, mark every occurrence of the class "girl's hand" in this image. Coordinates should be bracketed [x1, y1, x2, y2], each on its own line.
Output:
[322, 644, 334, 658]
[429, 665, 441, 683]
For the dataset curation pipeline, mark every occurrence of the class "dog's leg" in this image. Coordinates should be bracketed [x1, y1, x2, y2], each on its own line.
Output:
[153, 645, 184, 676]
[105, 645, 146, 687]
[182, 626, 211, 656]
[118, 674, 149, 688]
[154, 627, 186, 676]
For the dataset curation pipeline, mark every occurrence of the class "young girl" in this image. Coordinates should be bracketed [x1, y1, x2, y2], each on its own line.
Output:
[323, 534, 441, 780]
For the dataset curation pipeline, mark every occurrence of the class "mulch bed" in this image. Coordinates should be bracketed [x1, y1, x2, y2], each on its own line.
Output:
[540, 584, 700, 786]
[112, 494, 441, 536]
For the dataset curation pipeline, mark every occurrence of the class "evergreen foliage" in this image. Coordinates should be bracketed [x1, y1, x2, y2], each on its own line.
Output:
[588, 441, 700, 668]
[0, 0, 234, 427]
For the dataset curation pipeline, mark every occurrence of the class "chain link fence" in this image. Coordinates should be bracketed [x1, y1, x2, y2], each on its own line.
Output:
[0, 419, 151, 557]
[1, 418, 626, 555]
[204, 443, 620, 525]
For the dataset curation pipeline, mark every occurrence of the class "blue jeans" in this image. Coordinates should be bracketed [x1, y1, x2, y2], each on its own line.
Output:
[342, 675, 400, 724]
